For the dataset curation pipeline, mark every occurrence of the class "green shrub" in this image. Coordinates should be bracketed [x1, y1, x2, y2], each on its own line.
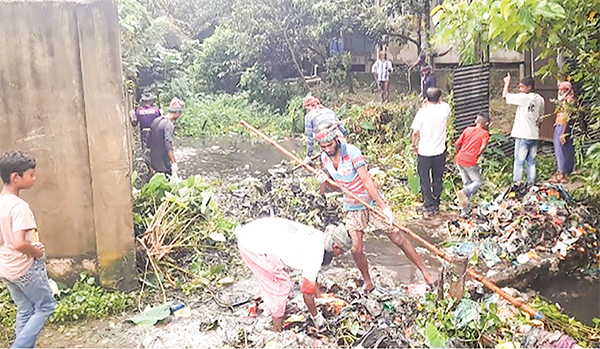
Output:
[50, 273, 134, 323]
[175, 94, 295, 137]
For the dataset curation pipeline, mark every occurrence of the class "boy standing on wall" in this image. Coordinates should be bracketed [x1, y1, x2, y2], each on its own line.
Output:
[455, 113, 490, 217]
[0, 150, 56, 348]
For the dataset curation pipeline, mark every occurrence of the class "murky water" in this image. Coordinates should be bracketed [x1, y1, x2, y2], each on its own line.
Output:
[332, 230, 443, 285]
[175, 136, 303, 181]
[530, 275, 600, 326]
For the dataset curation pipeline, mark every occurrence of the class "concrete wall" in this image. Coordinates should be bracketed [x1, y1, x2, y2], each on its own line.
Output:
[0, 0, 136, 289]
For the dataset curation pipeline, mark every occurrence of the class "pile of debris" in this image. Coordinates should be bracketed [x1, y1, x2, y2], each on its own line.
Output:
[221, 163, 344, 229]
[225, 279, 427, 348]
[447, 183, 600, 271]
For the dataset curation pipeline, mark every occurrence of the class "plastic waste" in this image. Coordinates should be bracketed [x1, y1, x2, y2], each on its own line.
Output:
[452, 298, 481, 328]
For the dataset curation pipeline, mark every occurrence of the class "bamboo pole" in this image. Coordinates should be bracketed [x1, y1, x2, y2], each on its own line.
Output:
[240, 119, 545, 321]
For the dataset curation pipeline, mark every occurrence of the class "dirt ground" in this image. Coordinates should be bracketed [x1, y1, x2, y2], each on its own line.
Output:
[34, 266, 427, 348]
[33, 214, 451, 348]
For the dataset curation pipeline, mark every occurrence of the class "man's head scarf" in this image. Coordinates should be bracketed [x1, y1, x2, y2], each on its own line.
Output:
[169, 97, 185, 113]
[558, 81, 575, 102]
[303, 95, 321, 109]
[315, 123, 339, 143]
[325, 224, 352, 252]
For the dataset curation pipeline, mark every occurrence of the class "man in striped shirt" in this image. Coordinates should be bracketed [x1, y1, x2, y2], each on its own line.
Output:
[371, 50, 393, 103]
[316, 124, 435, 291]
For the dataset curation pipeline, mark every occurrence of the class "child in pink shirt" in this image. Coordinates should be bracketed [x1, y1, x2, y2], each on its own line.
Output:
[0, 150, 56, 348]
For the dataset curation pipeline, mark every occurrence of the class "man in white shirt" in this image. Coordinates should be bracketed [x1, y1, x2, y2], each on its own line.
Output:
[371, 50, 393, 103]
[236, 217, 352, 332]
[502, 73, 545, 184]
[411, 87, 451, 216]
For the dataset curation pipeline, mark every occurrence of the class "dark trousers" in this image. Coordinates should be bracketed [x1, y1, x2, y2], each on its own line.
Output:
[417, 151, 446, 210]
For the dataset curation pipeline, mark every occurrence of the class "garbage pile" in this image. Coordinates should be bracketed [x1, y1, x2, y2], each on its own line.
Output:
[447, 183, 600, 271]
[227, 281, 424, 348]
[221, 163, 344, 229]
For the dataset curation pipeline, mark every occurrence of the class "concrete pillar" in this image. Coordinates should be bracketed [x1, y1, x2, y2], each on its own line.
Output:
[76, 1, 136, 289]
[0, 0, 136, 290]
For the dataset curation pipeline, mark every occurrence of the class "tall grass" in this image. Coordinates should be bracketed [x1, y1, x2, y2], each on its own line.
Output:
[175, 93, 294, 138]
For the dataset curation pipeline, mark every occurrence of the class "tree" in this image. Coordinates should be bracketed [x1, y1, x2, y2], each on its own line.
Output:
[432, 0, 600, 124]
[228, 0, 373, 89]
[364, 0, 436, 59]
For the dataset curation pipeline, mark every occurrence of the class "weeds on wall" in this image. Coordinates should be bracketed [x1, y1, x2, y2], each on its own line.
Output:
[50, 273, 133, 323]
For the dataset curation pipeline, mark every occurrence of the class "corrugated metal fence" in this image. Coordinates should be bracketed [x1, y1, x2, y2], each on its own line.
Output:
[453, 64, 490, 136]
[453, 64, 515, 158]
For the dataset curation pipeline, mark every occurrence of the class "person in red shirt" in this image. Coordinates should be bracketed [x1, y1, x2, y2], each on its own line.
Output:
[455, 113, 490, 217]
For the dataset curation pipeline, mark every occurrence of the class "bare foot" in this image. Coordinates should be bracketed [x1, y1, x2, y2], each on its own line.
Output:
[362, 281, 374, 293]
[423, 273, 436, 286]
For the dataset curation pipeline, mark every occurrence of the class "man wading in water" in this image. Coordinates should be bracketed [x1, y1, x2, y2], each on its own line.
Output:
[315, 123, 436, 291]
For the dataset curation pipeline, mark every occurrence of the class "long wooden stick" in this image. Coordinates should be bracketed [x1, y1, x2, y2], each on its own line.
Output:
[240, 119, 544, 321]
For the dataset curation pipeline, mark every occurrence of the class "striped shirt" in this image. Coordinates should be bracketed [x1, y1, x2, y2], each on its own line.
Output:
[321, 143, 373, 211]
[371, 59, 393, 82]
[305, 108, 346, 156]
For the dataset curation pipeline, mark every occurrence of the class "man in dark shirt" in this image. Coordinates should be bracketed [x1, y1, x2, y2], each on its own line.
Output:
[149, 97, 185, 179]
[133, 93, 161, 168]
[420, 66, 437, 100]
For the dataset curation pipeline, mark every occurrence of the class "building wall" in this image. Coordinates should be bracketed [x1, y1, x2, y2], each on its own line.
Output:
[0, 0, 136, 289]
[350, 38, 525, 73]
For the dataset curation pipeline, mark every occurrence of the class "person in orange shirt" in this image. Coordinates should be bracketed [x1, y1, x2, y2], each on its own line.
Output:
[455, 113, 490, 217]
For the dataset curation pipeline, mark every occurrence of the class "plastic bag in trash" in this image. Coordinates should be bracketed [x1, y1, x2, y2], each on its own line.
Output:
[452, 298, 481, 328]
[481, 238, 502, 267]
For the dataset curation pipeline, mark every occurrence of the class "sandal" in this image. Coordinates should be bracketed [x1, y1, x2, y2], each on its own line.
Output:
[547, 176, 561, 184]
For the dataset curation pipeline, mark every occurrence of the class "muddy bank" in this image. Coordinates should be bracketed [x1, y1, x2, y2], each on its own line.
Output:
[36, 262, 426, 348]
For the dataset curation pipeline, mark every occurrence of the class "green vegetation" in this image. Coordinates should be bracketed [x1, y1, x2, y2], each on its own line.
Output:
[0, 274, 134, 345]
[133, 173, 240, 300]
[415, 292, 600, 348]
[417, 293, 502, 347]
[0, 285, 17, 344]
[174, 94, 290, 138]
[572, 143, 600, 211]
[530, 296, 600, 348]
[433, 0, 600, 141]
[50, 274, 133, 323]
